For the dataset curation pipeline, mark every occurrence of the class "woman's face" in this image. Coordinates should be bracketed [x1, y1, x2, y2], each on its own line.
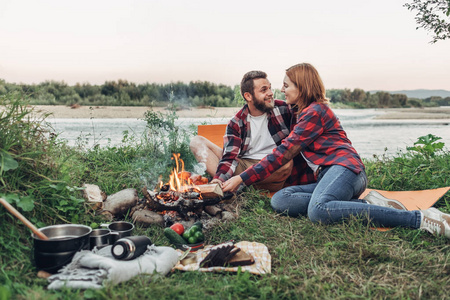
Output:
[281, 75, 299, 105]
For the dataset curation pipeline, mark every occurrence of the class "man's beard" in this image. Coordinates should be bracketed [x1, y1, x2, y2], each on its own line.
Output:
[253, 96, 274, 113]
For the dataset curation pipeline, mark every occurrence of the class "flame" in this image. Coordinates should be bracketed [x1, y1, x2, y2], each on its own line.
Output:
[161, 153, 198, 192]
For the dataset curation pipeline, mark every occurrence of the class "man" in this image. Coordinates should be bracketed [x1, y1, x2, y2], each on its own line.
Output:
[190, 70, 306, 192]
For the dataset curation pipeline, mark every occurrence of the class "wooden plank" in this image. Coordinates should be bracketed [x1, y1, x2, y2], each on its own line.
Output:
[198, 124, 227, 148]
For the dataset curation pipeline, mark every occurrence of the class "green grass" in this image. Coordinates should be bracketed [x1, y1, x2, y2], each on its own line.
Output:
[1, 93, 449, 299]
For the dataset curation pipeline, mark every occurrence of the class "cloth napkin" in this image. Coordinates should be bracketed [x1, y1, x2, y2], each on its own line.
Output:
[47, 245, 179, 290]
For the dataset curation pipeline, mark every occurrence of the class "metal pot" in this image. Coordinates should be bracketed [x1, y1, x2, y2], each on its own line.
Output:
[33, 250, 79, 273]
[32, 224, 92, 273]
[101, 221, 134, 243]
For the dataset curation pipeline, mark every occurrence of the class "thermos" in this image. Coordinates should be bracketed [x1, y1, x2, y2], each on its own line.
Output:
[111, 236, 152, 260]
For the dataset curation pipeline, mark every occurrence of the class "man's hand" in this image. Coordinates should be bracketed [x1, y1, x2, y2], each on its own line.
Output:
[210, 178, 223, 187]
[222, 175, 243, 192]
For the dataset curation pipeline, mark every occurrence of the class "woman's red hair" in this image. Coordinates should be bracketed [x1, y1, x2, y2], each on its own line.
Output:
[286, 63, 329, 113]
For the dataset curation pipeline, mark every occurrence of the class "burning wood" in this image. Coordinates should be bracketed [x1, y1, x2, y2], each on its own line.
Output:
[142, 185, 223, 220]
[93, 153, 236, 227]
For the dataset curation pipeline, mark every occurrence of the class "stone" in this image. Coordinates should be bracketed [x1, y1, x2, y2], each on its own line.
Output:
[103, 188, 138, 216]
[132, 209, 164, 227]
[204, 205, 222, 216]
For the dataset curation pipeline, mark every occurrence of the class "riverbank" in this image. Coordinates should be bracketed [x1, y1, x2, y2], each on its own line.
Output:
[376, 107, 450, 120]
[31, 105, 450, 120]
[33, 105, 240, 119]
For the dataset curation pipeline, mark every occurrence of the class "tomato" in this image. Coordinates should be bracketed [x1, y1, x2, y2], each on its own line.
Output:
[170, 223, 184, 235]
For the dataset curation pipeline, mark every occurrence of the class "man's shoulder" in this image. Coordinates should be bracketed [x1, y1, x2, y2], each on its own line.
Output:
[229, 105, 249, 124]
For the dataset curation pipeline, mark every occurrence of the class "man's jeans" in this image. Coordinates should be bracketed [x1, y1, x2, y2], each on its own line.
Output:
[271, 165, 420, 228]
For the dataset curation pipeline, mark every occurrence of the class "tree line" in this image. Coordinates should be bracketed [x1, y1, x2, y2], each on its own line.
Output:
[327, 88, 450, 108]
[0, 79, 238, 107]
[0, 78, 448, 108]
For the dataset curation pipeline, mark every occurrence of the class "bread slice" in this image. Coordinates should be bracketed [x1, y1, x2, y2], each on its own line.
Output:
[227, 249, 255, 266]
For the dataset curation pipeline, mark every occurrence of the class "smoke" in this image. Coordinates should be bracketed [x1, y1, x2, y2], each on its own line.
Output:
[191, 139, 209, 176]
[193, 162, 206, 176]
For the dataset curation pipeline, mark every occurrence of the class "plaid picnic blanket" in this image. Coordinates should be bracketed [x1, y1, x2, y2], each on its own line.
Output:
[173, 241, 271, 275]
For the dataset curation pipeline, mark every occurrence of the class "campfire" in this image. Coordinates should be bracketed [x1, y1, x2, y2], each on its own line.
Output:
[85, 153, 237, 228]
[141, 154, 226, 225]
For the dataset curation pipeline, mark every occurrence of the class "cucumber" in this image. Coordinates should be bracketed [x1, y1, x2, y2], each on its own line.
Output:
[164, 227, 188, 245]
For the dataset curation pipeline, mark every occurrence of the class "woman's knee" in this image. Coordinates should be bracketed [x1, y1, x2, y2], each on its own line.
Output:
[270, 190, 285, 212]
[270, 190, 296, 215]
[307, 203, 328, 224]
[271, 189, 310, 217]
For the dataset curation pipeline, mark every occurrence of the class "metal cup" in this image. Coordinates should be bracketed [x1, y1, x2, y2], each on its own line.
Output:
[89, 229, 111, 250]
[101, 221, 134, 243]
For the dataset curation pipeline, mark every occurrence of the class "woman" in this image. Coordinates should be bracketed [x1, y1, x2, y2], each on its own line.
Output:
[222, 63, 449, 238]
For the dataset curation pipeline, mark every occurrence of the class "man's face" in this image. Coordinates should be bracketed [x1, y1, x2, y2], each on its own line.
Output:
[249, 78, 274, 113]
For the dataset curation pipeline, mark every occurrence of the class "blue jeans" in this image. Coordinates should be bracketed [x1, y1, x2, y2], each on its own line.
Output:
[271, 165, 421, 228]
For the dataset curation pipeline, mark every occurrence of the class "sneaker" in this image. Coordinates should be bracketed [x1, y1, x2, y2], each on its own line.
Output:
[363, 191, 407, 210]
[420, 207, 450, 238]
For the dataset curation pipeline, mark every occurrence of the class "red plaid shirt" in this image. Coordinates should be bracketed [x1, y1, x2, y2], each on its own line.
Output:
[214, 100, 293, 182]
[240, 103, 365, 186]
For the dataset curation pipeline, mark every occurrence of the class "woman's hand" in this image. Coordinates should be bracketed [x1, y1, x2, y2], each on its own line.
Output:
[222, 175, 243, 192]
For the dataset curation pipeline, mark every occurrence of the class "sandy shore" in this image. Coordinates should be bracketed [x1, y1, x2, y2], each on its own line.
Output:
[30, 105, 450, 120]
[375, 107, 450, 120]
[32, 105, 241, 119]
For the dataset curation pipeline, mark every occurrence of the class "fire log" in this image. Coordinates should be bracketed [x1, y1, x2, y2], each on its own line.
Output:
[142, 188, 204, 219]
[141, 186, 224, 220]
[195, 183, 223, 199]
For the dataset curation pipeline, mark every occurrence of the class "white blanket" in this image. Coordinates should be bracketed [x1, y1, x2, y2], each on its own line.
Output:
[47, 245, 180, 290]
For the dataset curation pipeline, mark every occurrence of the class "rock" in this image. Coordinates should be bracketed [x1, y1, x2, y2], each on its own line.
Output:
[82, 184, 106, 210]
[204, 205, 222, 216]
[132, 209, 164, 227]
[103, 188, 138, 216]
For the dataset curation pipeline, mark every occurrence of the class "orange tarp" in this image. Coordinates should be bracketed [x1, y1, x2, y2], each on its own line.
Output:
[198, 124, 227, 148]
[360, 187, 450, 211]
[196, 124, 450, 209]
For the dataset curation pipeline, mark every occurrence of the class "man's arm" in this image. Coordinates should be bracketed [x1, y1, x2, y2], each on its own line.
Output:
[213, 121, 242, 182]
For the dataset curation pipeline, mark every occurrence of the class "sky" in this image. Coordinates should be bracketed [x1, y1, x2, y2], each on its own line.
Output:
[1, 0, 449, 91]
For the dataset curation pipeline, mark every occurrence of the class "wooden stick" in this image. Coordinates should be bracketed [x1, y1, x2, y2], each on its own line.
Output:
[0, 198, 49, 240]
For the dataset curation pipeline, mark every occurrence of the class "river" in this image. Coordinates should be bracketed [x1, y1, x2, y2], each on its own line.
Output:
[46, 109, 450, 160]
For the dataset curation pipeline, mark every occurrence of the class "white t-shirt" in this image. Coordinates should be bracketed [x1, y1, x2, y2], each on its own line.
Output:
[242, 113, 276, 160]
[301, 152, 319, 173]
